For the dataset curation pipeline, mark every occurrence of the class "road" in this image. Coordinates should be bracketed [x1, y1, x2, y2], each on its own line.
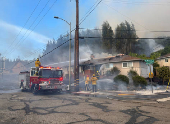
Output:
[0, 91, 170, 124]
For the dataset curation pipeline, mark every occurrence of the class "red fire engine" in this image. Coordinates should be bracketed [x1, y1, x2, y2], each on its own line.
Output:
[19, 66, 63, 94]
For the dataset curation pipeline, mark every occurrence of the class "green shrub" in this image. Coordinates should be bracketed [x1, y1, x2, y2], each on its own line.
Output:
[111, 66, 120, 75]
[114, 74, 129, 85]
[132, 76, 147, 87]
[128, 69, 138, 77]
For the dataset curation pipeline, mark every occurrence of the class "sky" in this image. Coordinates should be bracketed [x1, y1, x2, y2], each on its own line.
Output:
[0, 0, 170, 60]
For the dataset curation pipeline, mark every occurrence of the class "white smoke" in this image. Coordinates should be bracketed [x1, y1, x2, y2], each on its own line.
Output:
[148, 39, 164, 53]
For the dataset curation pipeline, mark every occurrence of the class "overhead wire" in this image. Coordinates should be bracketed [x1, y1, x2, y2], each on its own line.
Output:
[3, 0, 42, 56]
[5, 0, 53, 57]
[8, 28, 76, 71]
[102, 1, 164, 40]
[79, 36, 167, 40]
[8, 38, 73, 70]
[7, 0, 105, 69]
[79, 28, 170, 32]
[79, 0, 103, 25]
[104, 0, 170, 5]
[22, 0, 103, 60]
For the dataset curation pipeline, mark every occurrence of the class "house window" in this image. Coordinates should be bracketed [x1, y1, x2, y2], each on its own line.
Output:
[123, 62, 128, 68]
[165, 58, 168, 62]
[109, 63, 114, 68]
[122, 62, 133, 68]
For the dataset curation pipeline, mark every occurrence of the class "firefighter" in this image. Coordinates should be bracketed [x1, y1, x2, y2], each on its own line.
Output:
[96, 71, 100, 80]
[149, 72, 154, 82]
[90, 74, 98, 92]
[85, 75, 90, 91]
[35, 58, 41, 72]
[166, 79, 170, 92]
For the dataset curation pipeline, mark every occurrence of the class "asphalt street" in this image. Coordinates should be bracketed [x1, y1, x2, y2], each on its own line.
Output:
[0, 91, 170, 124]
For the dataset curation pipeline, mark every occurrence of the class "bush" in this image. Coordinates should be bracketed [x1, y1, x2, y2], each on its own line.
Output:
[132, 76, 147, 87]
[128, 69, 138, 77]
[111, 66, 120, 75]
[114, 74, 129, 85]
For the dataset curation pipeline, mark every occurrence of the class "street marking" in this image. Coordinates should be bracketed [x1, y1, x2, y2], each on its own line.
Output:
[157, 97, 170, 102]
[118, 94, 135, 96]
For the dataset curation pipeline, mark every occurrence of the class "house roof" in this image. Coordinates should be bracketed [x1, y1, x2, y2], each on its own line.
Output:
[47, 55, 143, 68]
[80, 55, 143, 65]
[157, 53, 170, 60]
[11, 61, 25, 70]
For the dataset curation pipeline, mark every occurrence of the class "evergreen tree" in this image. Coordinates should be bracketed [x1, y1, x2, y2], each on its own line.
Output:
[102, 21, 115, 54]
[115, 21, 138, 54]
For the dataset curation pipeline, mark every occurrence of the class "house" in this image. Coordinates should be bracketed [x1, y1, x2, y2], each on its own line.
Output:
[156, 53, 170, 69]
[46, 54, 153, 79]
[11, 61, 27, 74]
[80, 54, 153, 78]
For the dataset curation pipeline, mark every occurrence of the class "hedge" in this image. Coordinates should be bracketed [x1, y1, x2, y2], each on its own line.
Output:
[132, 76, 147, 87]
[114, 74, 129, 85]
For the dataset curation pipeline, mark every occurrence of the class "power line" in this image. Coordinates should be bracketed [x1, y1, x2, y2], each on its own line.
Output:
[79, 36, 167, 39]
[102, 2, 160, 36]
[7, 38, 72, 70]
[80, 0, 101, 22]
[104, 0, 170, 5]
[79, 0, 103, 25]
[3, 0, 42, 56]
[5, 0, 54, 57]
[8, 28, 76, 70]
[6, 0, 103, 64]
[79, 28, 170, 32]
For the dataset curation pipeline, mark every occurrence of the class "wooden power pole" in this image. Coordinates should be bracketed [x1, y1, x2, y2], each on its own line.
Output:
[74, 0, 79, 92]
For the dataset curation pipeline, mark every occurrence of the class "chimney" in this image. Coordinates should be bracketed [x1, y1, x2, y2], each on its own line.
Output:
[90, 54, 95, 60]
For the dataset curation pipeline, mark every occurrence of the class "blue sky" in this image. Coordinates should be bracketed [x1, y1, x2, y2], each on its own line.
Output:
[0, 0, 170, 60]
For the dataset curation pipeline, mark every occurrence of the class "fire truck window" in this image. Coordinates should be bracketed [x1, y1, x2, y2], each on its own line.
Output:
[53, 70, 62, 78]
[42, 70, 53, 78]
[31, 70, 35, 76]
[41, 70, 62, 78]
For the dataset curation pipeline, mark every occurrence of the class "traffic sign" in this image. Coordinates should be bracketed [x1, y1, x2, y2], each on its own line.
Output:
[144, 59, 154, 64]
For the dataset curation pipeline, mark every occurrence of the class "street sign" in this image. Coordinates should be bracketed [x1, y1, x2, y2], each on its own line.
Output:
[144, 59, 154, 64]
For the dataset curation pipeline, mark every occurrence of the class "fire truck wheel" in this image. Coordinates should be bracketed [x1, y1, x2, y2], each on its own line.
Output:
[32, 85, 39, 95]
[20, 82, 25, 92]
[57, 89, 62, 93]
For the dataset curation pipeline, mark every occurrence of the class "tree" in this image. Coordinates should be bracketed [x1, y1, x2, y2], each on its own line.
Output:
[110, 66, 120, 75]
[150, 51, 161, 60]
[161, 46, 170, 56]
[128, 69, 138, 77]
[115, 21, 138, 54]
[155, 36, 170, 47]
[102, 21, 115, 54]
[153, 62, 160, 75]
[157, 66, 170, 85]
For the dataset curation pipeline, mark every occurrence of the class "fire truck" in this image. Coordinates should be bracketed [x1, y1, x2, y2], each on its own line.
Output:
[19, 66, 64, 94]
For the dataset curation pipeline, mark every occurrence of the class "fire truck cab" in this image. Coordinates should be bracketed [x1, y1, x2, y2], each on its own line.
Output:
[19, 66, 63, 94]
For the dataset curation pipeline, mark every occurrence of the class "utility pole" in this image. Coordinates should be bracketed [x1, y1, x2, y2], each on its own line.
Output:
[69, 22, 71, 91]
[1, 57, 4, 83]
[74, 0, 79, 92]
[150, 64, 153, 93]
